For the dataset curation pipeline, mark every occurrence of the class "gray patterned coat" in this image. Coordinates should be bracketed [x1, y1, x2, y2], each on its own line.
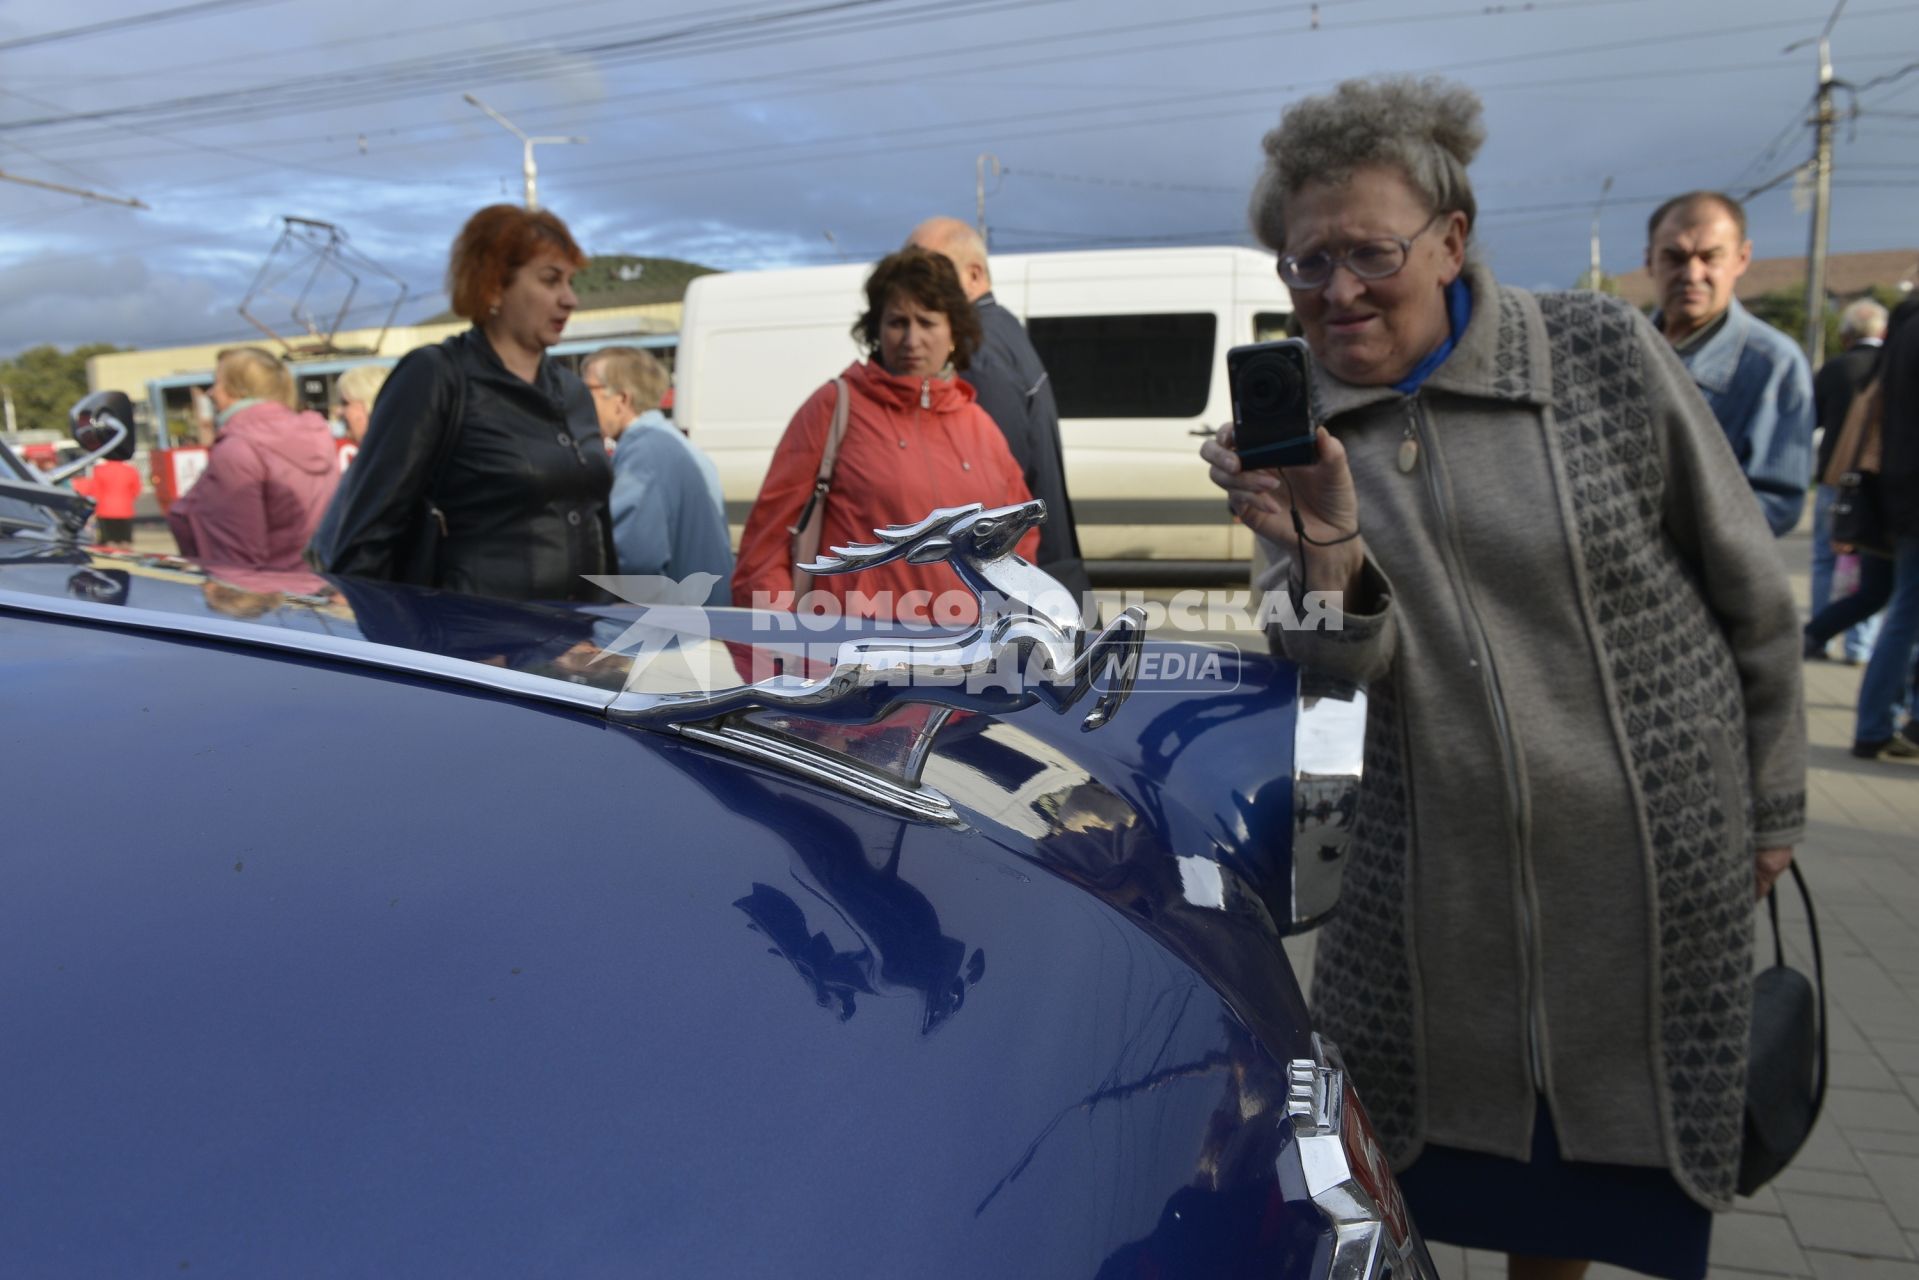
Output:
[1256, 264, 1807, 1210]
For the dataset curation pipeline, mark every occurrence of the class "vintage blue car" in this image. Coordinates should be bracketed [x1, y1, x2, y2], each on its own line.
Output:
[0, 405, 1426, 1278]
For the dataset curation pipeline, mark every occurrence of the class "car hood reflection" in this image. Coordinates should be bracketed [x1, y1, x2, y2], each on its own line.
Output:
[667, 746, 985, 1035]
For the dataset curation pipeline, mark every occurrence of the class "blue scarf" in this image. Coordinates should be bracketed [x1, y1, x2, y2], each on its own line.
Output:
[1393, 277, 1473, 396]
[215, 397, 266, 430]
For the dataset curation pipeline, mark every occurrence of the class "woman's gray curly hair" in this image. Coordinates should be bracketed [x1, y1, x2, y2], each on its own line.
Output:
[1249, 76, 1485, 252]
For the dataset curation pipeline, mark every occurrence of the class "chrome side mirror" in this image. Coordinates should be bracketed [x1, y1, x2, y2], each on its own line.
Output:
[51, 390, 135, 486]
[1289, 671, 1365, 929]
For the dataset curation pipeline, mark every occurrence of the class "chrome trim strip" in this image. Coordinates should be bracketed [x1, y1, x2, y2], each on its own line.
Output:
[1289, 672, 1366, 930]
[0, 585, 967, 827]
[675, 722, 962, 826]
[0, 587, 615, 714]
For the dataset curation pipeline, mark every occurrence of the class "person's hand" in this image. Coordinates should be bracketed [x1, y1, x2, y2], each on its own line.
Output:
[1201, 423, 1364, 590]
[1755, 846, 1793, 900]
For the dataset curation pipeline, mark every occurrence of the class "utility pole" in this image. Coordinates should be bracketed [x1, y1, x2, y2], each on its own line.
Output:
[463, 93, 585, 211]
[1587, 175, 1613, 290]
[1792, 0, 1846, 366]
[975, 152, 1001, 248]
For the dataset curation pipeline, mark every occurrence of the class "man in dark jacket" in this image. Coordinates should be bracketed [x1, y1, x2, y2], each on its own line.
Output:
[1851, 296, 1919, 758]
[908, 217, 1089, 598]
[1809, 299, 1887, 661]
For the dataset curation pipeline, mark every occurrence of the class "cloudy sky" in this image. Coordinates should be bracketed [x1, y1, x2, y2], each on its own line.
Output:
[1, 0, 1914, 357]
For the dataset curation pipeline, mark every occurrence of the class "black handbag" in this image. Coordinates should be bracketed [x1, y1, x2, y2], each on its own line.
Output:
[393, 344, 469, 587]
[307, 343, 467, 584]
[1737, 860, 1827, 1196]
[1830, 469, 1888, 555]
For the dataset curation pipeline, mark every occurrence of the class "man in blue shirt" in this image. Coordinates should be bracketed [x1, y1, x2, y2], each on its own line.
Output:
[584, 346, 732, 604]
[1645, 191, 1815, 537]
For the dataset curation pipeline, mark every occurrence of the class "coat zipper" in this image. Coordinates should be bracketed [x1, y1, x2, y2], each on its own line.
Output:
[1403, 396, 1547, 1095]
[910, 382, 944, 506]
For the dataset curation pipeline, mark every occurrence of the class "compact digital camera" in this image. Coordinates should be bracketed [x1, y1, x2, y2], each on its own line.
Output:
[1228, 339, 1318, 469]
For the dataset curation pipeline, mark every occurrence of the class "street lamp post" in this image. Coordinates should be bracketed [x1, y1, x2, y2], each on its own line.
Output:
[1588, 175, 1614, 291]
[462, 93, 585, 211]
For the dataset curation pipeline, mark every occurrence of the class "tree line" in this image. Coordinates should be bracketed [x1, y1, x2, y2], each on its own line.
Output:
[0, 344, 123, 435]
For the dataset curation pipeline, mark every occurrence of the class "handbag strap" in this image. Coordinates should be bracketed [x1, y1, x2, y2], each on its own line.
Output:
[787, 376, 851, 541]
[1830, 380, 1883, 485]
[1765, 860, 1829, 1112]
[421, 341, 470, 533]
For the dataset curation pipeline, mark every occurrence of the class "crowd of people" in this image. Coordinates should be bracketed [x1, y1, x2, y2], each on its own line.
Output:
[122, 201, 1072, 627]
[52, 71, 1919, 1275]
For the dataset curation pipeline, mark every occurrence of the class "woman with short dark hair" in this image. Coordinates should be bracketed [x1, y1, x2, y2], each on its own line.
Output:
[1203, 76, 1805, 1280]
[311, 205, 611, 602]
[733, 246, 1035, 622]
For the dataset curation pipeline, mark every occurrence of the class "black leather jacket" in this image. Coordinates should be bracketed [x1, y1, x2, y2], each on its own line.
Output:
[314, 328, 612, 602]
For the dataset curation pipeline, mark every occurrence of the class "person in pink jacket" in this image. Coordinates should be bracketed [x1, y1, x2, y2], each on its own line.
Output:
[168, 346, 340, 572]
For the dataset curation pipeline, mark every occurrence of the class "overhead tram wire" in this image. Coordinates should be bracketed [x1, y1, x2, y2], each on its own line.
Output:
[6, 0, 776, 92]
[0, 87, 469, 193]
[129, 38, 1919, 213]
[19, 0, 1673, 154]
[40, 0, 1354, 167]
[1725, 90, 1820, 191]
[444, 31, 1919, 198]
[0, 0, 290, 54]
[35, 0, 1899, 183]
[64, 0, 1090, 154]
[123, 10, 1919, 209]
[0, 0, 984, 140]
[24, 3, 1919, 237]
[34, 0, 1637, 155]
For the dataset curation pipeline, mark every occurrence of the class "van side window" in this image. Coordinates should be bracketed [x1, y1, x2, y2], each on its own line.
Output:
[1027, 313, 1216, 418]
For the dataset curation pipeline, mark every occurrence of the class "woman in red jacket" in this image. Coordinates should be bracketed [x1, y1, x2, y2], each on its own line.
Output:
[733, 247, 1038, 624]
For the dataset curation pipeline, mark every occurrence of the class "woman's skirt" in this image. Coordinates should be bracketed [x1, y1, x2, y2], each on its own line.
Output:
[1396, 1101, 1712, 1280]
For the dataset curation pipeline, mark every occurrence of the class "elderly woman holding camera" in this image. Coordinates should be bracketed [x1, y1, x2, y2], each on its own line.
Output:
[1202, 78, 1804, 1280]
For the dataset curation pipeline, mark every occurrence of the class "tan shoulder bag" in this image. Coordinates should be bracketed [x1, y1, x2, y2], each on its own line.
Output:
[1822, 380, 1883, 488]
[787, 377, 852, 597]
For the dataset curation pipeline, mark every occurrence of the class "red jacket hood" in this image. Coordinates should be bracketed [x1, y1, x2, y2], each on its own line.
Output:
[842, 359, 977, 414]
[218, 401, 339, 476]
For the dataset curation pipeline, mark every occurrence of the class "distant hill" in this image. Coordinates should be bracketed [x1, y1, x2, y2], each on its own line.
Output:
[420, 254, 720, 322]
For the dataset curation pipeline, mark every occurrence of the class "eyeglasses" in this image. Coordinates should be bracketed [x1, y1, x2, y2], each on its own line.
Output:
[1277, 212, 1447, 291]
[583, 380, 608, 396]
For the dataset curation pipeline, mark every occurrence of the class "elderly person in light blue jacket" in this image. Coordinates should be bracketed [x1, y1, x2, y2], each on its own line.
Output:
[1645, 191, 1815, 536]
[584, 346, 732, 603]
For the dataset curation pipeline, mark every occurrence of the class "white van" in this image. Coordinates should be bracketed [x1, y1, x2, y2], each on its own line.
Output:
[675, 246, 1292, 582]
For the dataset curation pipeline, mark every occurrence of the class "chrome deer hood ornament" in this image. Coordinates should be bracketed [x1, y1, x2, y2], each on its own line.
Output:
[611, 500, 1148, 733]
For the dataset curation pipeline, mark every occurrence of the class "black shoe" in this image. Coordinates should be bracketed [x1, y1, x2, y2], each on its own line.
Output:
[1804, 636, 1830, 660]
[1853, 736, 1919, 760]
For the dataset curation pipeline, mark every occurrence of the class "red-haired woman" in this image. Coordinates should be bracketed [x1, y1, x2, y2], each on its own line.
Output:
[733, 247, 1038, 623]
[311, 205, 612, 601]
